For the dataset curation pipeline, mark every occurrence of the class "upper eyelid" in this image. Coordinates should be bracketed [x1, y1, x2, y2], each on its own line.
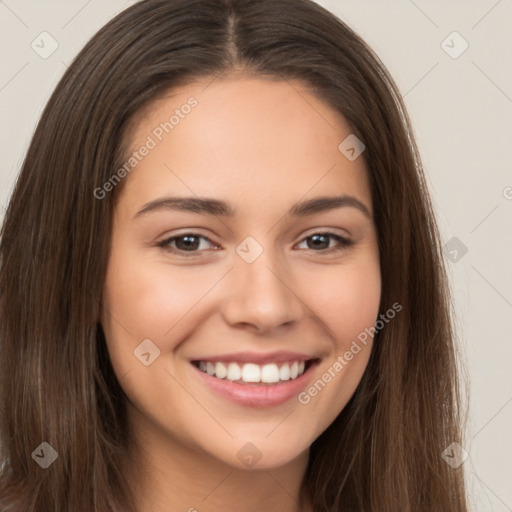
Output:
[160, 231, 351, 249]
[160, 224, 351, 241]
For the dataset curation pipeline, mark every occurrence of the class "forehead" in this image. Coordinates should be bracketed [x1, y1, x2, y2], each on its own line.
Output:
[119, 77, 372, 216]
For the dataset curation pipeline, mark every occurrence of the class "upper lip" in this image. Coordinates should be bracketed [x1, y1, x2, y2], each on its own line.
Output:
[190, 351, 319, 365]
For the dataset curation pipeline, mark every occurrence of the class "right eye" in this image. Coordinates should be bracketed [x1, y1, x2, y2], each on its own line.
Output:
[158, 233, 219, 256]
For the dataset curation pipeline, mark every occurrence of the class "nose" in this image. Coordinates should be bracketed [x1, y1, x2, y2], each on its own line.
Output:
[221, 249, 305, 333]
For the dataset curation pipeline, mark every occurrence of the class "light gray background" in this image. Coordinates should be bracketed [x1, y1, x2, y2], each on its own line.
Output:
[0, 1, 511, 510]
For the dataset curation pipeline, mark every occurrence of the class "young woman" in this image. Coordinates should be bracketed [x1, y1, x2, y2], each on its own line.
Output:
[0, 0, 469, 511]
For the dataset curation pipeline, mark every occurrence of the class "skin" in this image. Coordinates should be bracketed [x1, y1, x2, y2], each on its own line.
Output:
[101, 76, 381, 512]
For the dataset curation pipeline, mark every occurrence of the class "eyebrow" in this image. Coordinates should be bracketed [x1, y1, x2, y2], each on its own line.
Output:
[134, 194, 372, 220]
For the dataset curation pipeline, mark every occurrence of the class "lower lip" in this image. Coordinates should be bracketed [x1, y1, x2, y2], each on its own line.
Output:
[191, 361, 318, 408]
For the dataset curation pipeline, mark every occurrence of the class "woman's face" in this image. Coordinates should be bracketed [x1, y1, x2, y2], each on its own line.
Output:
[101, 77, 381, 470]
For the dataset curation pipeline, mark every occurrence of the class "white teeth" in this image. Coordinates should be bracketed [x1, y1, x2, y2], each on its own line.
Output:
[290, 361, 299, 379]
[279, 363, 291, 381]
[215, 362, 227, 379]
[242, 363, 260, 382]
[196, 359, 308, 383]
[206, 362, 215, 376]
[227, 362, 241, 381]
[261, 363, 280, 383]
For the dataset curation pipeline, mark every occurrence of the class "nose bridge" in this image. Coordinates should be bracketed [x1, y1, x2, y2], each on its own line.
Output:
[222, 237, 303, 331]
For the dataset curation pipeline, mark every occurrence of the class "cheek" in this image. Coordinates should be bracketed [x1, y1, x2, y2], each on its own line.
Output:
[294, 257, 381, 414]
[102, 252, 214, 343]
[100, 257, 201, 391]
[298, 267, 381, 430]
[302, 257, 381, 346]
[100, 256, 216, 410]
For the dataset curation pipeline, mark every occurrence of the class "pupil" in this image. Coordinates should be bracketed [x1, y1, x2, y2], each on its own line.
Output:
[309, 234, 328, 250]
[177, 235, 199, 251]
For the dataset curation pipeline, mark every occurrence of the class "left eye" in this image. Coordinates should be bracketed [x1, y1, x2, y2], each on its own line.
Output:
[296, 232, 352, 253]
[158, 232, 352, 256]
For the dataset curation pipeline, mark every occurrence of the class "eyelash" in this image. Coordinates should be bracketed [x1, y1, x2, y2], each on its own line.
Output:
[157, 232, 353, 257]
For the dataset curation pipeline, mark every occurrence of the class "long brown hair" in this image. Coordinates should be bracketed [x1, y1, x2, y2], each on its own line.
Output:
[0, 0, 469, 510]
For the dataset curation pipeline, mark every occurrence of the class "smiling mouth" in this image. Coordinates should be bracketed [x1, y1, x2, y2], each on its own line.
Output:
[191, 359, 318, 385]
